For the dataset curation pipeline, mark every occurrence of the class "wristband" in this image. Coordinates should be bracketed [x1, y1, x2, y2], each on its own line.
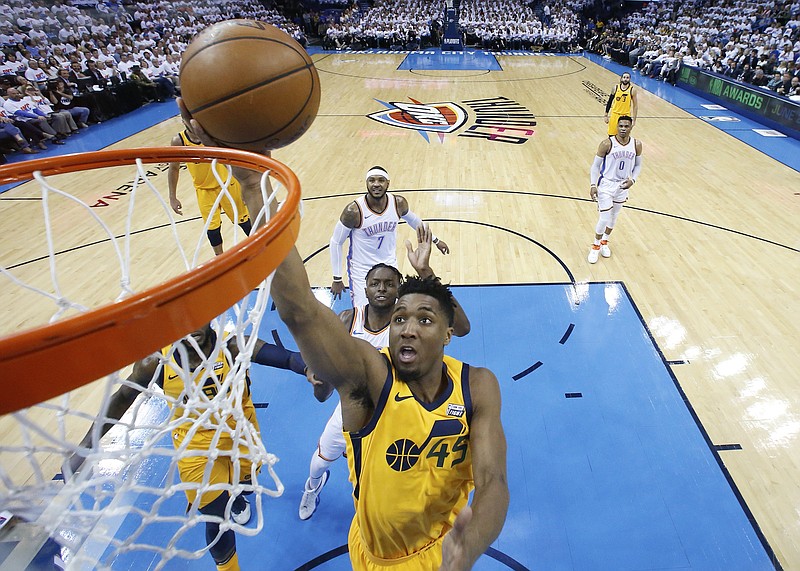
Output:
[333, 277, 342, 282]
[433, 237, 439, 244]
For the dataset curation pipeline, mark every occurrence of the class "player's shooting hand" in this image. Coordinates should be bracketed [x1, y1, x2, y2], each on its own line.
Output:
[439, 505, 474, 571]
[170, 196, 183, 215]
[176, 97, 268, 188]
[405, 222, 433, 276]
[435, 239, 450, 255]
[331, 281, 345, 299]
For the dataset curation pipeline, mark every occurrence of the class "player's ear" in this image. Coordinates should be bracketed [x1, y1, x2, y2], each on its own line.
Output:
[443, 327, 453, 347]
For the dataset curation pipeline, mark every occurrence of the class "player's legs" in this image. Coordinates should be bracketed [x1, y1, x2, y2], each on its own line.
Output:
[219, 180, 251, 227]
[196, 188, 225, 254]
[607, 112, 620, 136]
[589, 183, 615, 263]
[300, 402, 344, 520]
[229, 405, 262, 525]
[174, 429, 240, 571]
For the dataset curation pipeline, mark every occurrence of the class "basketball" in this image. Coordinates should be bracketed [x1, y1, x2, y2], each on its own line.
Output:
[180, 20, 320, 152]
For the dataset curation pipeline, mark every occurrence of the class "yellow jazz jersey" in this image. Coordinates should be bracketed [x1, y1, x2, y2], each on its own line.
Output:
[609, 83, 633, 116]
[345, 349, 474, 566]
[161, 340, 257, 440]
[179, 130, 238, 192]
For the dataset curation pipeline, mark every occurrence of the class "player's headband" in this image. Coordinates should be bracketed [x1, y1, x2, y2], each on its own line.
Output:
[365, 168, 390, 181]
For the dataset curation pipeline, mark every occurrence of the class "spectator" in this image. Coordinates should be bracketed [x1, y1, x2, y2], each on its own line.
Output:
[776, 71, 794, 95]
[22, 84, 78, 137]
[3, 86, 63, 143]
[750, 67, 770, 87]
[767, 71, 784, 91]
[0, 106, 40, 153]
[47, 79, 91, 128]
[24, 59, 48, 90]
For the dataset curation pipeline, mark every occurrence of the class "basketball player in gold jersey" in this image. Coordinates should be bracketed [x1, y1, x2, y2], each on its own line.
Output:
[180, 97, 508, 570]
[604, 72, 638, 136]
[167, 125, 252, 255]
[68, 326, 308, 571]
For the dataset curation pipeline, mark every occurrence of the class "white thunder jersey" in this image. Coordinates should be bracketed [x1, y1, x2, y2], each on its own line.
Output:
[347, 193, 400, 279]
[599, 136, 637, 183]
[349, 305, 390, 349]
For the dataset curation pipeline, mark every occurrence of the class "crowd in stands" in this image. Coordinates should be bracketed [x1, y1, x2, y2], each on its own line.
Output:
[586, 0, 800, 100]
[1, 0, 797, 161]
[0, 0, 302, 161]
[317, 0, 587, 51]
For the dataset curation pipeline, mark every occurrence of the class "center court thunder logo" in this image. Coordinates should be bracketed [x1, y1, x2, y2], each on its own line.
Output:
[368, 96, 536, 144]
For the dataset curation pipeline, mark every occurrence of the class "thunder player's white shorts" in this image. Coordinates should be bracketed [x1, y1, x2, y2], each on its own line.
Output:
[597, 179, 629, 210]
[318, 401, 346, 461]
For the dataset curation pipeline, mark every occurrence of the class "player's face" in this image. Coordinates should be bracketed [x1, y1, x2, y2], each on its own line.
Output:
[364, 267, 399, 310]
[617, 120, 632, 137]
[365, 176, 389, 199]
[620, 73, 631, 86]
[389, 293, 452, 383]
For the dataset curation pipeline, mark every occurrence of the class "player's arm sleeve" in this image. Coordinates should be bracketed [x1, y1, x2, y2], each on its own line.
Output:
[253, 342, 307, 376]
[631, 155, 643, 182]
[590, 156, 603, 185]
[605, 91, 614, 113]
[330, 221, 350, 279]
[401, 209, 439, 243]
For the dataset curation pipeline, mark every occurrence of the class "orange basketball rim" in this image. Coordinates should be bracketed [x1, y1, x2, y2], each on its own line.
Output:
[0, 147, 301, 414]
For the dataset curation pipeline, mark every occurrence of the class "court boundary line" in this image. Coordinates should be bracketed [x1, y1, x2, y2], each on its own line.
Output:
[618, 280, 784, 570]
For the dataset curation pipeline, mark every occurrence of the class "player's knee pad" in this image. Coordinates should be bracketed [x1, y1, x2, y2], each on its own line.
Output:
[206, 226, 223, 247]
[595, 209, 613, 235]
[201, 492, 236, 565]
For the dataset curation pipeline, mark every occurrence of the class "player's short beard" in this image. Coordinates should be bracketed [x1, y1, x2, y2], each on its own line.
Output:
[395, 364, 421, 384]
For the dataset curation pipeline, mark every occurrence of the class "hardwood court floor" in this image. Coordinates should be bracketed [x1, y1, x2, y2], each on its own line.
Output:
[1, 54, 798, 568]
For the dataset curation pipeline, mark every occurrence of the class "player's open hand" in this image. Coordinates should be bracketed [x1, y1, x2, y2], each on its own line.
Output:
[331, 280, 345, 299]
[439, 505, 474, 571]
[405, 222, 433, 274]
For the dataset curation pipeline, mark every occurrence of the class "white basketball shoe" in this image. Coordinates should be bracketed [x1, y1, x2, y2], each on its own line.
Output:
[299, 470, 330, 520]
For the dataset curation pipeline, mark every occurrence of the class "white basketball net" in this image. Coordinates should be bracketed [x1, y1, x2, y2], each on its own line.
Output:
[0, 158, 286, 569]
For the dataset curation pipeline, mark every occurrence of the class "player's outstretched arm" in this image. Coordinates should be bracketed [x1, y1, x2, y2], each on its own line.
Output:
[440, 367, 508, 570]
[405, 223, 470, 336]
[246, 338, 307, 376]
[271, 245, 385, 393]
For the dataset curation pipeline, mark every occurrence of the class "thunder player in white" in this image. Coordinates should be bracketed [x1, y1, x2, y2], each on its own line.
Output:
[588, 115, 643, 264]
[301, 224, 470, 520]
[330, 166, 450, 307]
